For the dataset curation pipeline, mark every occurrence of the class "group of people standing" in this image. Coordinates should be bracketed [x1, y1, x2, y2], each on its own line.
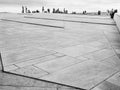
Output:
[22, 6, 29, 13]
[42, 7, 50, 13]
[42, 7, 68, 14]
[22, 6, 68, 14]
[22, 6, 118, 19]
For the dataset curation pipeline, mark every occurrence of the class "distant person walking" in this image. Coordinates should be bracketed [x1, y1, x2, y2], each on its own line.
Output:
[36, 10, 39, 13]
[28, 10, 31, 13]
[83, 11, 87, 15]
[110, 9, 118, 19]
[53, 8, 55, 13]
[25, 6, 28, 13]
[98, 11, 101, 15]
[110, 9, 114, 18]
[47, 9, 50, 13]
[22, 6, 24, 13]
[42, 7, 44, 13]
[63, 8, 66, 13]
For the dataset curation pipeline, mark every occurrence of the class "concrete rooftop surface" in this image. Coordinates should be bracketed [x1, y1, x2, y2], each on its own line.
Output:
[0, 13, 120, 90]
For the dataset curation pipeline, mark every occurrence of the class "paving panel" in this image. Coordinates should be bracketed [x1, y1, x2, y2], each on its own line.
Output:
[92, 72, 120, 90]
[1, 47, 55, 66]
[83, 49, 116, 61]
[0, 13, 120, 90]
[55, 45, 100, 57]
[34, 56, 88, 73]
[83, 41, 111, 49]
[101, 55, 120, 70]
[4, 65, 18, 71]
[40, 60, 118, 89]
[15, 55, 57, 68]
[107, 72, 120, 87]
[10, 65, 49, 78]
[92, 81, 120, 90]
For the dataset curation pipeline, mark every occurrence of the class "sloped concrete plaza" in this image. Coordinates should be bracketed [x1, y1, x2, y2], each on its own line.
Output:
[0, 13, 120, 90]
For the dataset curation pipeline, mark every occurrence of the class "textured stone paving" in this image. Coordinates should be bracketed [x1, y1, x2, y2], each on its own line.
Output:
[0, 13, 120, 90]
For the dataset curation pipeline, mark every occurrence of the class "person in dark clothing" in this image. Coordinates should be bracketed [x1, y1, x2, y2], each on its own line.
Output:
[110, 9, 114, 18]
[98, 10, 101, 15]
[47, 9, 50, 13]
[22, 6, 24, 13]
[114, 9, 118, 14]
[56, 8, 60, 13]
[63, 8, 66, 13]
[53, 8, 55, 13]
[83, 11, 87, 15]
[28, 10, 31, 13]
[42, 6, 44, 13]
[36, 10, 39, 13]
[110, 9, 118, 19]
[25, 6, 27, 13]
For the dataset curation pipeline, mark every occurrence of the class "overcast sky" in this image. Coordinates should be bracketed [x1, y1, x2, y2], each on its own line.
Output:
[0, 0, 120, 12]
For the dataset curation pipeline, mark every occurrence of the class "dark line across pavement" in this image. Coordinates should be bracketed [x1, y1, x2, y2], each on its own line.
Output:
[1, 19, 64, 29]
[24, 16, 116, 26]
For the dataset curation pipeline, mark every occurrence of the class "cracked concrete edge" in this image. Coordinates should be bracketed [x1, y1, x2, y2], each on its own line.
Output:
[3, 70, 85, 90]
[0, 64, 79, 90]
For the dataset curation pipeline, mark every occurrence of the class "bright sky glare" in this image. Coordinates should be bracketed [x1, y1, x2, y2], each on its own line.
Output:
[0, 0, 120, 12]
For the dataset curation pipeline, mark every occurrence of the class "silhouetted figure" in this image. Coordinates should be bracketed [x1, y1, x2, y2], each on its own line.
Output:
[107, 10, 110, 13]
[22, 6, 24, 13]
[28, 10, 31, 13]
[110, 9, 117, 19]
[113, 9, 118, 17]
[47, 9, 50, 13]
[36, 10, 39, 13]
[44, 11, 47, 13]
[98, 10, 101, 15]
[65, 10, 68, 14]
[110, 9, 114, 18]
[83, 11, 85, 14]
[42, 6, 44, 12]
[107, 10, 110, 15]
[114, 9, 118, 13]
[25, 6, 27, 13]
[83, 11, 87, 15]
[56, 8, 60, 13]
[72, 12, 76, 14]
[53, 8, 55, 13]
[63, 8, 66, 13]
[32, 11, 35, 13]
